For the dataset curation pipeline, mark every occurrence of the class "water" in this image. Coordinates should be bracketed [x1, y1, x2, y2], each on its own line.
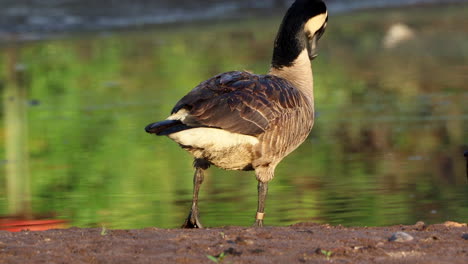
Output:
[0, 4, 467, 228]
[1, 0, 468, 39]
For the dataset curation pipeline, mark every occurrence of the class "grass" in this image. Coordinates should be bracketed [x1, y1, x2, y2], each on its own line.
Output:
[207, 252, 226, 263]
[321, 249, 333, 260]
[100, 225, 107, 236]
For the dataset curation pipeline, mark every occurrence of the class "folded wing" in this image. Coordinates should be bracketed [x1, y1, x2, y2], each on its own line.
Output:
[171, 71, 305, 136]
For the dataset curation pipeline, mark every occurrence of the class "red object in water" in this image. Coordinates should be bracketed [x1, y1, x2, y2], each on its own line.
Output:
[0, 219, 68, 232]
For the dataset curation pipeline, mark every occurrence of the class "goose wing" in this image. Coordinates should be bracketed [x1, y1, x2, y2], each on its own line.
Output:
[171, 71, 306, 136]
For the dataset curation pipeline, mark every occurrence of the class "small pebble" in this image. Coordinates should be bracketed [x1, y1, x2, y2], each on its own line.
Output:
[235, 236, 254, 245]
[422, 236, 438, 242]
[389, 231, 414, 242]
[224, 247, 242, 256]
[462, 234, 468, 240]
[414, 221, 426, 230]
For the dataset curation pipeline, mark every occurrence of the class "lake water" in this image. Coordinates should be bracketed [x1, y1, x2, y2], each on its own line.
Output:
[0, 4, 467, 228]
[2, 0, 467, 39]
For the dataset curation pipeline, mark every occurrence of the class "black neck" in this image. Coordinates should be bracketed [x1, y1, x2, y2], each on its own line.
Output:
[271, 0, 327, 69]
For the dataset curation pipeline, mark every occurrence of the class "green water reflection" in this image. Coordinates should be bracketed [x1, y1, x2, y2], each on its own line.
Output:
[1, 5, 467, 228]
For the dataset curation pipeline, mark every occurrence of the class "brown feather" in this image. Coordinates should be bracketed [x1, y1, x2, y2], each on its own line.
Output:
[171, 71, 311, 136]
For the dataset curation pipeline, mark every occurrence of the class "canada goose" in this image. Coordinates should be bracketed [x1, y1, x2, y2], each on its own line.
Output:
[145, 0, 328, 228]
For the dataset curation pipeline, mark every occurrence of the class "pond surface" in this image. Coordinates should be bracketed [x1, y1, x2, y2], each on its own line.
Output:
[0, 4, 467, 228]
[2, 0, 466, 36]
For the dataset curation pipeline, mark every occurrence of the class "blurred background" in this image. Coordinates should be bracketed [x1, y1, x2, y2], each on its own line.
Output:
[0, 0, 467, 229]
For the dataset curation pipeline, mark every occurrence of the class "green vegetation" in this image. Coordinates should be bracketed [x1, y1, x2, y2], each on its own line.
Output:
[101, 225, 107, 236]
[207, 252, 226, 263]
[0, 4, 467, 228]
[320, 249, 333, 260]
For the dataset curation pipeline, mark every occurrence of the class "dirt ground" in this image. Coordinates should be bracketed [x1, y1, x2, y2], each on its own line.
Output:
[0, 222, 467, 263]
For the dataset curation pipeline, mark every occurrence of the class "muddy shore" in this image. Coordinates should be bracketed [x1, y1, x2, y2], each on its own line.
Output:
[0, 222, 466, 263]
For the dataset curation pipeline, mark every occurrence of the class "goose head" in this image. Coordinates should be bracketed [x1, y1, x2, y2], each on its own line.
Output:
[271, 0, 328, 69]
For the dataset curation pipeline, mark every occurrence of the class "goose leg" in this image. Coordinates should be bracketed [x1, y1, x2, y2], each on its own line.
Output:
[254, 181, 269, 227]
[181, 160, 207, 228]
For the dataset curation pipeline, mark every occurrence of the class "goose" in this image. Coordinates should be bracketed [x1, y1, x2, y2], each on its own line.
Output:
[145, 0, 328, 228]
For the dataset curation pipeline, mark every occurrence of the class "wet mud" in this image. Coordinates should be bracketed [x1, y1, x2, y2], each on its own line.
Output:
[0, 222, 467, 263]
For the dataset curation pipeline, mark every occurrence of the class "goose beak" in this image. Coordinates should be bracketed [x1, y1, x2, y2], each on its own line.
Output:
[307, 35, 319, 60]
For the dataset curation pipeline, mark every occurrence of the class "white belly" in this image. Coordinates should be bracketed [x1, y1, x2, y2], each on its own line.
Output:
[168, 127, 259, 170]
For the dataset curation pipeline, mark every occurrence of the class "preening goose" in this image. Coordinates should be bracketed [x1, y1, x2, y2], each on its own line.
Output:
[145, 0, 328, 228]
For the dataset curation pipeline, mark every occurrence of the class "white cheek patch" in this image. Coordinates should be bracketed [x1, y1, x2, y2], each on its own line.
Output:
[305, 12, 328, 35]
[167, 108, 189, 121]
[169, 128, 259, 149]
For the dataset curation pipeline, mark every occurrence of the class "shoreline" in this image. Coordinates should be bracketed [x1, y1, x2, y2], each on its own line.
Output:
[0, 221, 466, 263]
